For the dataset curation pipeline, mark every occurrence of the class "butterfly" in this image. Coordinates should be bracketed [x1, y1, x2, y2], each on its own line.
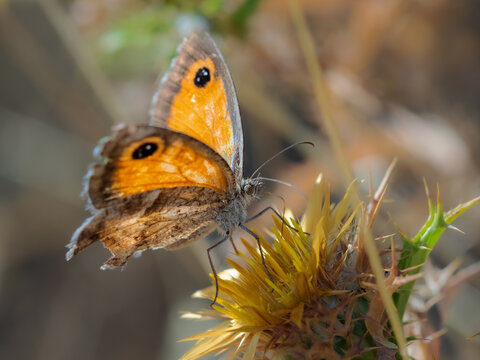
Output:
[66, 33, 265, 274]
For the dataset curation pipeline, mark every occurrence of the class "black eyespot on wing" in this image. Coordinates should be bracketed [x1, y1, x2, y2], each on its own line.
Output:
[132, 143, 158, 159]
[194, 67, 210, 88]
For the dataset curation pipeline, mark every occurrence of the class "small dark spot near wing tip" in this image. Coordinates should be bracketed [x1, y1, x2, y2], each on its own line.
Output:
[194, 67, 211, 88]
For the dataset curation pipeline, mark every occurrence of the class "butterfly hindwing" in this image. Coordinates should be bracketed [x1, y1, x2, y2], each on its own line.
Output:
[67, 186, 220, 267]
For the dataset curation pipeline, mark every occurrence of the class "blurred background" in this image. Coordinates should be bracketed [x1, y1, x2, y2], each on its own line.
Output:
[1, 0, 480, 359]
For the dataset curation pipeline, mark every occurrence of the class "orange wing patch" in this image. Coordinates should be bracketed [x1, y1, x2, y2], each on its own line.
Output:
[110, 135, 228, 198]
[166, 58, 234, 166]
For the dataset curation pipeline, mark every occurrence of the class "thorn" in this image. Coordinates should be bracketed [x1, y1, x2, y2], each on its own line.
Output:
[448, 224, 465, 235]
[423, 177, 431, 201]
[425, 328, 448, 342]
[389, 237, 398, 275]
[467, 331, 480, 340]
[373, 158, 397, 201]
[436, 183, 441, 205]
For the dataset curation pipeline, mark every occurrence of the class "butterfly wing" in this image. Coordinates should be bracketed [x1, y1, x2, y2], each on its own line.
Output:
[86, 124, 235, 209]
[67, 124, 235, 267]
[150, 32, 244, 182]
[67, 187, 220, 268]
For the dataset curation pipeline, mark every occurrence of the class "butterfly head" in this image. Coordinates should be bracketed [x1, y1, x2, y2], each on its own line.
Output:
[241, 177, 263, 200]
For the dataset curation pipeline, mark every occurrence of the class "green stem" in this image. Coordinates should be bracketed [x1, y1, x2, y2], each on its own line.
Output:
[395, 189, 479, 319]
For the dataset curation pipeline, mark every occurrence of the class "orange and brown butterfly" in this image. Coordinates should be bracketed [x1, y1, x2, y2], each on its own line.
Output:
[66, 32, 263, 269]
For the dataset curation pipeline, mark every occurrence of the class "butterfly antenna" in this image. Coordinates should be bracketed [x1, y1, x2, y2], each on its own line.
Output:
[256, 177, 308, 200]
[250, 141, 314, 178]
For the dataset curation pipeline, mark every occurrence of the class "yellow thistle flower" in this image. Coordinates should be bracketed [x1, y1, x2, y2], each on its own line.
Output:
[180, 175, 388, 359]
[179, 173, 478, 359]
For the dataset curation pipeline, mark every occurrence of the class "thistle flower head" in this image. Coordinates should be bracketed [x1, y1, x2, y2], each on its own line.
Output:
[180, 173, 479, 359]
[181, 175, 392, 359]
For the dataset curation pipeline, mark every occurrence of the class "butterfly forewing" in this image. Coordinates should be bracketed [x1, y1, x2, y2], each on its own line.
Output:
[87, 124, 235, 209]
[150, 33, 244, 182]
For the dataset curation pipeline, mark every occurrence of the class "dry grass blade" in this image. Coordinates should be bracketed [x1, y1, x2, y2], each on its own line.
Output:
[287, 0, 353, 186]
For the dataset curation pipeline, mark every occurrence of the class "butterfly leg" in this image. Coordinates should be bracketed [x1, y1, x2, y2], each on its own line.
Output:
[228, 232, 239, 254]
[207, 235, 229, 306]
[266, 193, 287, 235]
[239, 224, 274, 283]
[245, 206, 299, 232]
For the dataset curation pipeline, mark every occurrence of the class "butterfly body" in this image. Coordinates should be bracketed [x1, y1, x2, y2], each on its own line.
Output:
[67, 33, 264, 268]
[215, 177, 261, 235]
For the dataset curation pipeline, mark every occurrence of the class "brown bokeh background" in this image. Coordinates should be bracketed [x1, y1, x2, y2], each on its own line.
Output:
[1, 0, 479, 359]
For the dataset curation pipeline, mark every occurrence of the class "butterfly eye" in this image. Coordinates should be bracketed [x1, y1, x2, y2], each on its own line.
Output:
[244, 184, 254, 195]
[132, 142, 158, 159]
[194, 67, 210, 88]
